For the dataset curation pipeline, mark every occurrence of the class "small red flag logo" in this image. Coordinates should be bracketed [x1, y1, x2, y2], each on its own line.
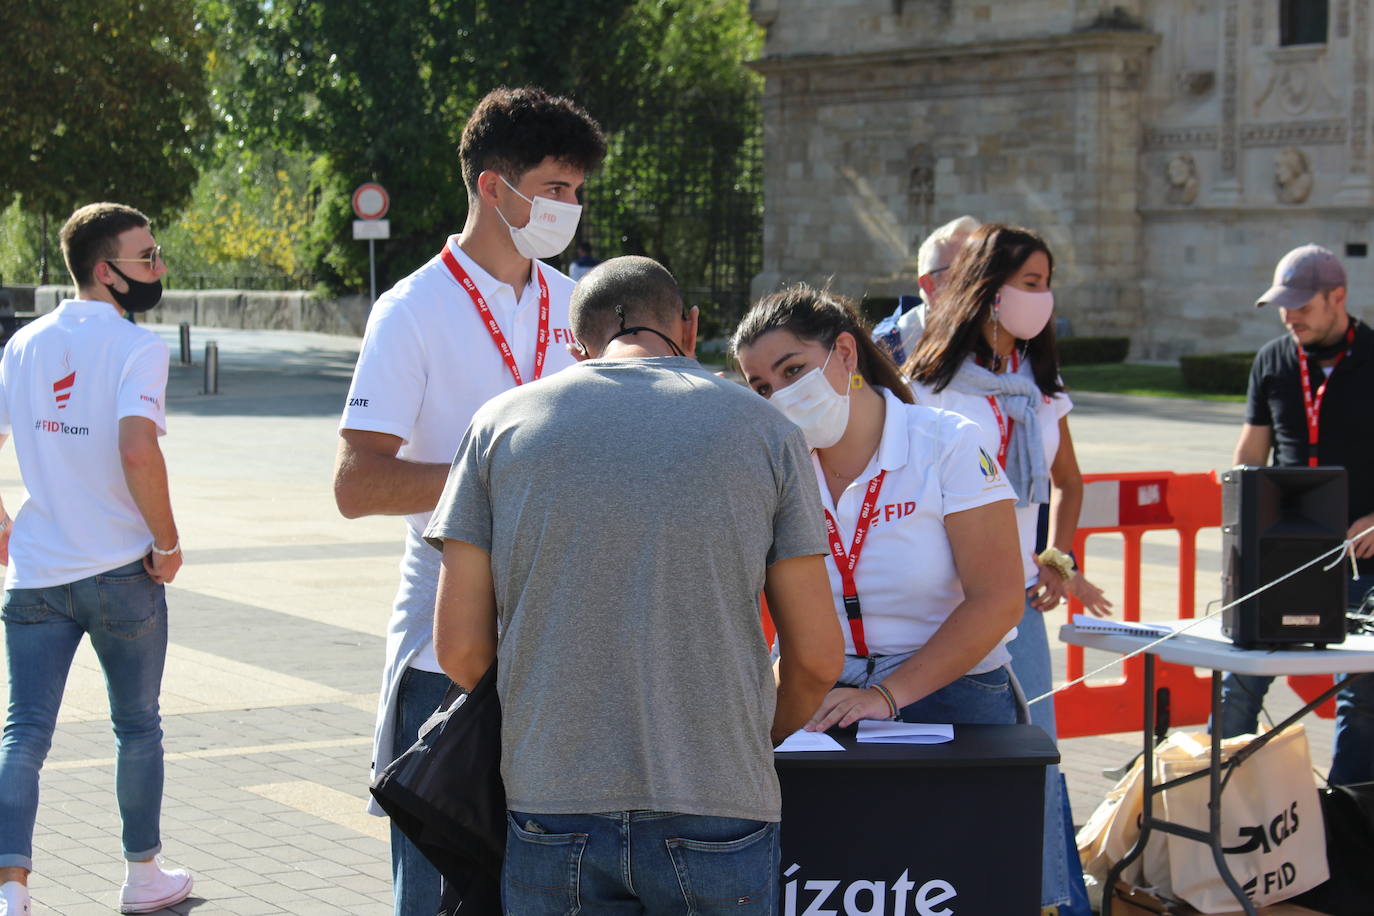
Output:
[53, 371, 75, 409]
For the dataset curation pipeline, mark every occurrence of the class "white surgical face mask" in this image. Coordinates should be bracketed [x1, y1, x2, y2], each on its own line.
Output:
[767, 347, 850, 448]
[496, 174, 582, 259]
[995, 285, 1054, 340]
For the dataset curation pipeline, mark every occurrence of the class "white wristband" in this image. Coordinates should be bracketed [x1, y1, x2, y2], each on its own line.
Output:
[150, 540, 180, 557]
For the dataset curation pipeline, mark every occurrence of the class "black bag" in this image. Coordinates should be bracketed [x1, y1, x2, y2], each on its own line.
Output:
[1289, 780, 1374, 915]
[370, 661, 505, 914]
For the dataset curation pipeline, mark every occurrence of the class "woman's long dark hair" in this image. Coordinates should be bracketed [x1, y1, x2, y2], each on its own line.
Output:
[904, 223, 1064, 396]
[731, 284, 915, 404]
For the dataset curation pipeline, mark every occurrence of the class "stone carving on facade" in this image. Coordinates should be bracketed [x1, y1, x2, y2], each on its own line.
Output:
[1274, 147, 1314, 203]
[1241, 119, 1346, 147]
[907, 143, 935, 246]
[1176, 69, 1214, 96]
[1165, 153, 1200, 205]
[1254, 48, 1340, 119]
[1352, 0, 1370, 176]
[1145, 126, 1218, 151]
[1220, 0, 1239, 179]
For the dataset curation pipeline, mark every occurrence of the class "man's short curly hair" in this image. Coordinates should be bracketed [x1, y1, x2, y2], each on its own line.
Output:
[459, 87, 607, 195]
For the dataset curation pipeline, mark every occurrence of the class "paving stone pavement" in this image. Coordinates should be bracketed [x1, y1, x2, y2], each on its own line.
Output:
[0, 326, 1338, 913]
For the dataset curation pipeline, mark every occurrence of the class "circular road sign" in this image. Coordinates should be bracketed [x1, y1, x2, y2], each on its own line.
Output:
[352, 183, 390, 220]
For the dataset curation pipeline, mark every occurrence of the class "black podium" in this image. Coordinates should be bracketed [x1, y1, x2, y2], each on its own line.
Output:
[775, 724, 1057, 915]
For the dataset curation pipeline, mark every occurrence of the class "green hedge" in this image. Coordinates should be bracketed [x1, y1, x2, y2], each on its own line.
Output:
[1179, 352, 1255, 394]
[1056, 336, 1130, 365]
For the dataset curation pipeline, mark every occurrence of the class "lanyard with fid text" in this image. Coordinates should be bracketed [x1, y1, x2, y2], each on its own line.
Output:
[984, 351, 1019, 468]
[441, 245, 549, 386]
[823, 470, 887, 657]
[1296, 323, 1355, 467]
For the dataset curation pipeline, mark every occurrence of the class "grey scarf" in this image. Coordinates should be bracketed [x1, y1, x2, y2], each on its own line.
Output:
[947, 359, 1049, 507]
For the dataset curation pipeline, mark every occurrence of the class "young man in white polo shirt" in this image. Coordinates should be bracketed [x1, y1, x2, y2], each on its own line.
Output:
[0, 203, 191, 916]
[332, 87, 606, 916]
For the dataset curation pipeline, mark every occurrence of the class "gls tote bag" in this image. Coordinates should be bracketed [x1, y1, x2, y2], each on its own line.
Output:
[1153, 725, 1326, 913]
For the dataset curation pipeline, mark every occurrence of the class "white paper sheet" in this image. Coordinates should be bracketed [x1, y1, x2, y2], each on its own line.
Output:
[855, 721, 954, 744]
[774, 729, 846, 752]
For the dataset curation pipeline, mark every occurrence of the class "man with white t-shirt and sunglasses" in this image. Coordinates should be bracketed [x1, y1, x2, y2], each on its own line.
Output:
[332, 86, 606, 916]
[0, 202, 191, 915]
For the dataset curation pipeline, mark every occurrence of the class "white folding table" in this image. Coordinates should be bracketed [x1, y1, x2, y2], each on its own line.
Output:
[1060, 618, 1374, 915]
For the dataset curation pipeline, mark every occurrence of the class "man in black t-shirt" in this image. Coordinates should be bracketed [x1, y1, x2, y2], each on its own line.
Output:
[1220, 244, 1374, 785]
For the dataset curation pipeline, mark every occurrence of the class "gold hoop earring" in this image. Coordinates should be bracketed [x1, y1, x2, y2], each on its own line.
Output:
[850, 373, 865, 390]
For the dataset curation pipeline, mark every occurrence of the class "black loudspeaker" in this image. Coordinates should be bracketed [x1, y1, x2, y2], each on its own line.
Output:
[1222, 466, 1348, 649]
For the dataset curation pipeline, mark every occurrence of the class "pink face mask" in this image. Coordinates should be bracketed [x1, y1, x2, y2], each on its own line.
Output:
[995, 286, 1054, 340]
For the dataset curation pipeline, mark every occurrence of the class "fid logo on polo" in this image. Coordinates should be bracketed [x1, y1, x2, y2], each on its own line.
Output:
[53, 370, 76, 409]
[783, 863, 957, 915]
[35, 419, 90, 437]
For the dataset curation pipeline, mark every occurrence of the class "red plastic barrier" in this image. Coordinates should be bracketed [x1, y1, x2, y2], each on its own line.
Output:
[1056, 471, 1221, 738]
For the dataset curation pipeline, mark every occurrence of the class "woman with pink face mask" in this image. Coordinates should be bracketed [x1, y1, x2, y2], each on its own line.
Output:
[732, 287, 1027, 736]
[905, 222, 1104, 913]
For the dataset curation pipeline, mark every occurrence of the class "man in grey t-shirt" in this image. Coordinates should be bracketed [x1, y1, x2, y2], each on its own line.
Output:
[425, 256, 842, 912]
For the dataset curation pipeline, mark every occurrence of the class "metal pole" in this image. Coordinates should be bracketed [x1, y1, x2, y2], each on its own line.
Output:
[179, 322, 192, 366]
[203, 341, 219, 395]
[369, 238, 377, 303]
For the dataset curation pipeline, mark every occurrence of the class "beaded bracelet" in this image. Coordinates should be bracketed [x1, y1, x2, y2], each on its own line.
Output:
[1037, 546, 1076, 580]
[870, 683, 899, 719]
[150, 540, 181, 557]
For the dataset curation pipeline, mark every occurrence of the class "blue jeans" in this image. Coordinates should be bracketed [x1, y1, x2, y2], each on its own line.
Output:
[839, 652, 1025, 724]
[0, 560, 167, 870]
[1008, 598, 1085, 910]
[389, 666, 451, 916]
[503, 810, 779, 914]
[1218, 574, 1374, 785]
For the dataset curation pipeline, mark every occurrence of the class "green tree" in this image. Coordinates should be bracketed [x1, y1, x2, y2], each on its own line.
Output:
[203, 0, 762, 302]
[204, 0, 644, 292]
[0, 0, 214, 279]
[155, 149, 317, 289]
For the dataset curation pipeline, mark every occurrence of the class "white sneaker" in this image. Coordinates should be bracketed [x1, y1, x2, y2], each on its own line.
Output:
[0, 880, 31, 916]
[119, 860, 193, 914]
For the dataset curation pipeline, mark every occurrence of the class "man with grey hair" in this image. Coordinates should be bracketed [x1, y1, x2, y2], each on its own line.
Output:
[874, 214, 980, 363]
[425, 255, 842, 911]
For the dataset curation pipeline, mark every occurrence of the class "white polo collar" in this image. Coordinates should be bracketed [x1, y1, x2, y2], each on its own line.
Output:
[873, 385, 911, 473]
[55, 299, 122, 319]
[443, 236, 538, 300]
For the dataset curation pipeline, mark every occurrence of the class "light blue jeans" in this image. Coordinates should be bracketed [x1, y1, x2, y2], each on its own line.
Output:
[1219, 573, 1374, 785]
[389, 666, 451, 916]
[503, 810, 779, 914]
[1008, 598, 1085, 911]
[0, 560, 167, 870]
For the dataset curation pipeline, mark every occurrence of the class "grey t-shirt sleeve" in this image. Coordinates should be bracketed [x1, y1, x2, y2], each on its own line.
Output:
[768, 426, 828, 566]
[422, 422, 493, 553]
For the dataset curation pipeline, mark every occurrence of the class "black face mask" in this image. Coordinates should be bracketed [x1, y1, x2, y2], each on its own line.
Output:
[104, 262, 163, 314]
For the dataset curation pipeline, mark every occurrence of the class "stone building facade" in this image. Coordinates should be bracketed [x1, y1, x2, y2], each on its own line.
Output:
[749, 0, 1372, 358]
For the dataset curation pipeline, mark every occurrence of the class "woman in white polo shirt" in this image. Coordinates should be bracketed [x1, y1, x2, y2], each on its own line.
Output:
[903, 222, 1105, 912]
[732, 285, 1025, 729]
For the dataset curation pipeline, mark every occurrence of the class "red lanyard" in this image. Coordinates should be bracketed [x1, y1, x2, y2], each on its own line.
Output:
[1296, 324, 1355, 467]
[822, 470, 887, 657]
[984, 351, 1019, 468]
[441, 245, 549, 386]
